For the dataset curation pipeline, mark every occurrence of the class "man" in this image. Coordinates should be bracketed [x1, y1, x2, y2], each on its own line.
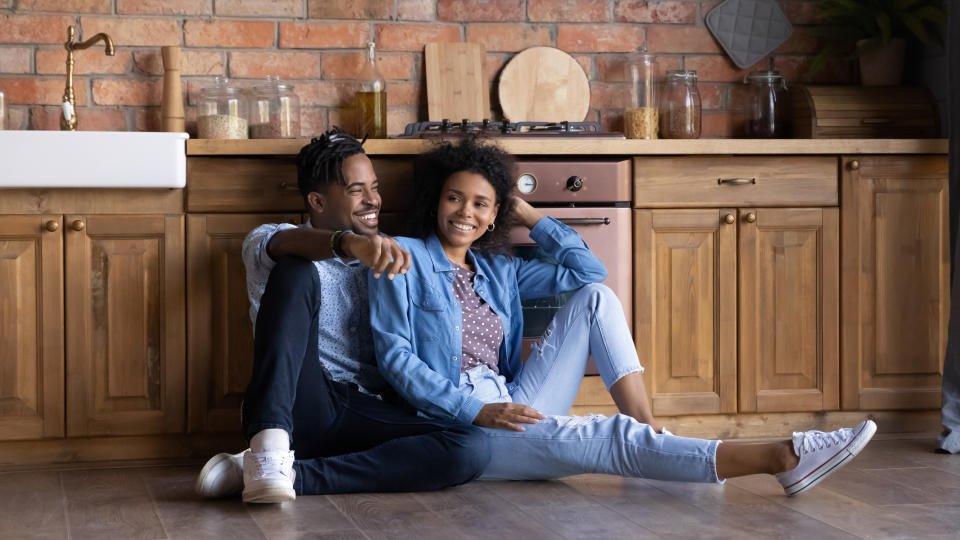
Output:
[195, 128, 490, 503]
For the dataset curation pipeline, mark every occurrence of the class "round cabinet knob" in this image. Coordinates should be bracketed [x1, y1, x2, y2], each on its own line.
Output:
[566, 176, 584, 192]
[45, 220, 59, 232]
[723, 214, 735, 224]
[849, 160, 860, 170]
[72, 220, 85, 231]
[744, 212, 757, 223]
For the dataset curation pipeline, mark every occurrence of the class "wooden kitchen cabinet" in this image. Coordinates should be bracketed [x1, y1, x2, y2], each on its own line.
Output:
[738, 207, 839, 413]
[633, 156, 839, 416]
[634, 207, 839, 415]
[841, 155, 948, 410]
[65, 215, 185, 436]
[633, 209, 738, 415]
[186, 213, 300, 433]
[0, 215, 64, 440]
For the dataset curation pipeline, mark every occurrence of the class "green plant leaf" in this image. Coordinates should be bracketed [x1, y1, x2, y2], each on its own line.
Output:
[875, 12, 893, 45]
[900, 13, 936, 47]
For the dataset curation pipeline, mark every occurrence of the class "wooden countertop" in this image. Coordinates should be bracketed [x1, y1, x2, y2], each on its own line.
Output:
[187, 138, 949, 156]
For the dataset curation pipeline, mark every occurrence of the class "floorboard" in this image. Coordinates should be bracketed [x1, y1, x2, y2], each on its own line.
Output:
[0, 437, 956, 539]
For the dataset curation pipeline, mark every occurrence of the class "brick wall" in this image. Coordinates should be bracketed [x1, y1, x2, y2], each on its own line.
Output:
[0, 0, 849, 137]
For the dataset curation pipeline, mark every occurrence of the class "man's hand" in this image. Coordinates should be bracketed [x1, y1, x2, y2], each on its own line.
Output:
[342, 233, 412, 279]
[472, 402, 545, 431]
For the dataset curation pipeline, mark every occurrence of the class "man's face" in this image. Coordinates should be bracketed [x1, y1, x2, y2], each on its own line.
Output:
[309, 153, 381, 235]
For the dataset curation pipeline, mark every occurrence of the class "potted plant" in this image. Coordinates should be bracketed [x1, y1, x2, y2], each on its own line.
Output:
[808, 0, 946, 85]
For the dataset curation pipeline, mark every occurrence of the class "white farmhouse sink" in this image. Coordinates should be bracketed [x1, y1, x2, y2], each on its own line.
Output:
[0, 131, 188, 188]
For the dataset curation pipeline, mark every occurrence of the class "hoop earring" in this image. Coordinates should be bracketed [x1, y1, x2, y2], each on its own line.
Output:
[487, 223, 496, 232]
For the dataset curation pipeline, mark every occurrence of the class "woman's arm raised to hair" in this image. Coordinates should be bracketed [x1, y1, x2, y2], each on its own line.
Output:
[511, 197, 543, 230]
[513, 216, 608, 300]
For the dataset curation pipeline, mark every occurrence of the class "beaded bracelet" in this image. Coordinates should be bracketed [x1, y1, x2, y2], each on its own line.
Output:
[330, 230, 350, 259]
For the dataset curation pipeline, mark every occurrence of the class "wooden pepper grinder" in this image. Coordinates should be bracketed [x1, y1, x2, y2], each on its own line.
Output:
[161, 45, 185, 132]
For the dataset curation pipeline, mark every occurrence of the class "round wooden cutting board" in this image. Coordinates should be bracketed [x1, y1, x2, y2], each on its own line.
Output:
[497, 47, 591, 122]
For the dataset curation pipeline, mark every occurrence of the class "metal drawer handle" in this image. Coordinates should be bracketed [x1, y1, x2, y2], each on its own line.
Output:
[278, 180, 299, 191]
[717, 177, 756, 185]
[558, 217, 611, 226]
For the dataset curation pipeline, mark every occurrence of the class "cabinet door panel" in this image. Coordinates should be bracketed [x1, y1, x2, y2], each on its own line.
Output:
[739, 208, 839, 412]
[0, 215, 63, 439]
[187, 213, 299, 432]
[65, 215, 185, 436]
[841, 156, 948, 410]
[634, 209, 737, 415]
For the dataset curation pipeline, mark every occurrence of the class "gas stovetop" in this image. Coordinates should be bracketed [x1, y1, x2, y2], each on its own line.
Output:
[396, 119, 625, 139]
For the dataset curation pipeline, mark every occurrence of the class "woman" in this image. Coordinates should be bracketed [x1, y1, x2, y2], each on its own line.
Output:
[368, 138, 875, 495]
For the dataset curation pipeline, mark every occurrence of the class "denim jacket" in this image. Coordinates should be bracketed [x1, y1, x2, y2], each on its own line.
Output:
[368, 217, 607, 425]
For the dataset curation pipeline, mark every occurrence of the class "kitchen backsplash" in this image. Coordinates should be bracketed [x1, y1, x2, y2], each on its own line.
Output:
[0, 0, 852, 137]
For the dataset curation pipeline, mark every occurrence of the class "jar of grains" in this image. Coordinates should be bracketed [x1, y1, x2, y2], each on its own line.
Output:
[624, 53, 659, 139]
[250, 76, 301, 139]
[660, 70, 701, 139]
[197, 77, 249, 139]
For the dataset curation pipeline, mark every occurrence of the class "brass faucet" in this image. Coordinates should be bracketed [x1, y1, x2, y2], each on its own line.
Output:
[61, 25, 115, 131]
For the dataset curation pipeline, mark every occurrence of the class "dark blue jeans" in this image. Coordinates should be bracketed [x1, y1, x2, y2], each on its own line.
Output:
[241, 257, 491, 494]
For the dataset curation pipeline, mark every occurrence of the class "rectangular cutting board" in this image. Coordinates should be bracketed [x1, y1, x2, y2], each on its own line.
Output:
[425, 42, 489, 121]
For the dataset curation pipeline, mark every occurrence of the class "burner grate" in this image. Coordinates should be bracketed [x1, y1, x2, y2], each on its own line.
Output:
[399, 119, 620, 138]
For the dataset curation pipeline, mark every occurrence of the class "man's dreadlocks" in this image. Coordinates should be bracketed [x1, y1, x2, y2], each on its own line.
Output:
[295, 127, 366, 206]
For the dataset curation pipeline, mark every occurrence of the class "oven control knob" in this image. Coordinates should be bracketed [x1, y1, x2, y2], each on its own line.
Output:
[566, 176, 584, 192]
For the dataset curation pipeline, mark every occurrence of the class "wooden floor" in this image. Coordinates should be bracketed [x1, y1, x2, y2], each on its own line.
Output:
[2, 436, 958, 539]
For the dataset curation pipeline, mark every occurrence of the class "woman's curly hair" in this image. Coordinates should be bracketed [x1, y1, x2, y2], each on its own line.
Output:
[410, 137, 516, 253]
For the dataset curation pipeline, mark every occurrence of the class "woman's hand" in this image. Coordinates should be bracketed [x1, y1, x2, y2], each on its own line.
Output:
[473, 402, 545, 431]
[510, 196, 543, 230]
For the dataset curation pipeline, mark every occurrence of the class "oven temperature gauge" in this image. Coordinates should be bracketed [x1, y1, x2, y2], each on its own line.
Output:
[516, 173, 537, 193]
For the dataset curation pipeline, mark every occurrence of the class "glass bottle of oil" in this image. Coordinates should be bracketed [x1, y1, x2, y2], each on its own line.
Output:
[356, 41, 386, 138]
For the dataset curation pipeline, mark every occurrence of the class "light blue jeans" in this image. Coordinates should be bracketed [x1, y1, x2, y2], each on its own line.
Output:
[460, 284, 722, 483]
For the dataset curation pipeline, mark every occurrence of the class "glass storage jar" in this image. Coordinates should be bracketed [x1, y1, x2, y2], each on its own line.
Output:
[624, 53, 659, 139]
[740, 70, 788, 138]
[197, 77, 249, 139]
[660, 70, 701, 139]
[250, 76, 301, 139]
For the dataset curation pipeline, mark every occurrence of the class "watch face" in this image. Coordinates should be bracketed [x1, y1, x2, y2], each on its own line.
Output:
[517, 173, 537, 194]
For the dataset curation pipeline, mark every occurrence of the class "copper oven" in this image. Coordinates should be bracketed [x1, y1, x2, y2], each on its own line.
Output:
[510, 159, 632, 374]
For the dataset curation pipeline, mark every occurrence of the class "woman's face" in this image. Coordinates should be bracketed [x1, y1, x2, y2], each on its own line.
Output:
[436, 170, 499, 252]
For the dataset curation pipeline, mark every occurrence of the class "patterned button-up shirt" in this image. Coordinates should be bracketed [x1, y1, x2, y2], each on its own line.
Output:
[242, 221, 388, 396]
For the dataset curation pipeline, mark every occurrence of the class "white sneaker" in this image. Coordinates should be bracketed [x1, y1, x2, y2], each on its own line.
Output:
[195, 450, 247, 498]
[776, 420, 877, 497]
[242, 450, 296, 503]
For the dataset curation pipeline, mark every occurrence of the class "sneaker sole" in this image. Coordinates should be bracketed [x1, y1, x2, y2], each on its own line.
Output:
[194, 453, 238, 498]
[784, 420, 877, 497]
[242, 485, 296, 504]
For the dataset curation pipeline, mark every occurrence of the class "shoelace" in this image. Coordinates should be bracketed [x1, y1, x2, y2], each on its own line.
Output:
[799, 429, 849, 455]
[252, 453, 293, 479]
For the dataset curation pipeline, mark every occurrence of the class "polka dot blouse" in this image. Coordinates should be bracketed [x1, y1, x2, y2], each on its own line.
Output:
[450, 263, 504, 374]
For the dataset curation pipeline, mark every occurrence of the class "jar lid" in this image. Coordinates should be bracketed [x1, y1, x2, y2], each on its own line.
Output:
[630, 53, 657, 63]
[201, 76, 243, 95]
[746, 70, 784, 81]
[666, 70, 698, 80]
[253, 75, 295, 94]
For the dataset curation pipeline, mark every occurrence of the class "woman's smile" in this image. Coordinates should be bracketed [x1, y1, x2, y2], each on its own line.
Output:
[436, 170, 499, 260]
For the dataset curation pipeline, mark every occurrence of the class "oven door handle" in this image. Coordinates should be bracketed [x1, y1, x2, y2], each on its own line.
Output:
[557, 217, 611, 226]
